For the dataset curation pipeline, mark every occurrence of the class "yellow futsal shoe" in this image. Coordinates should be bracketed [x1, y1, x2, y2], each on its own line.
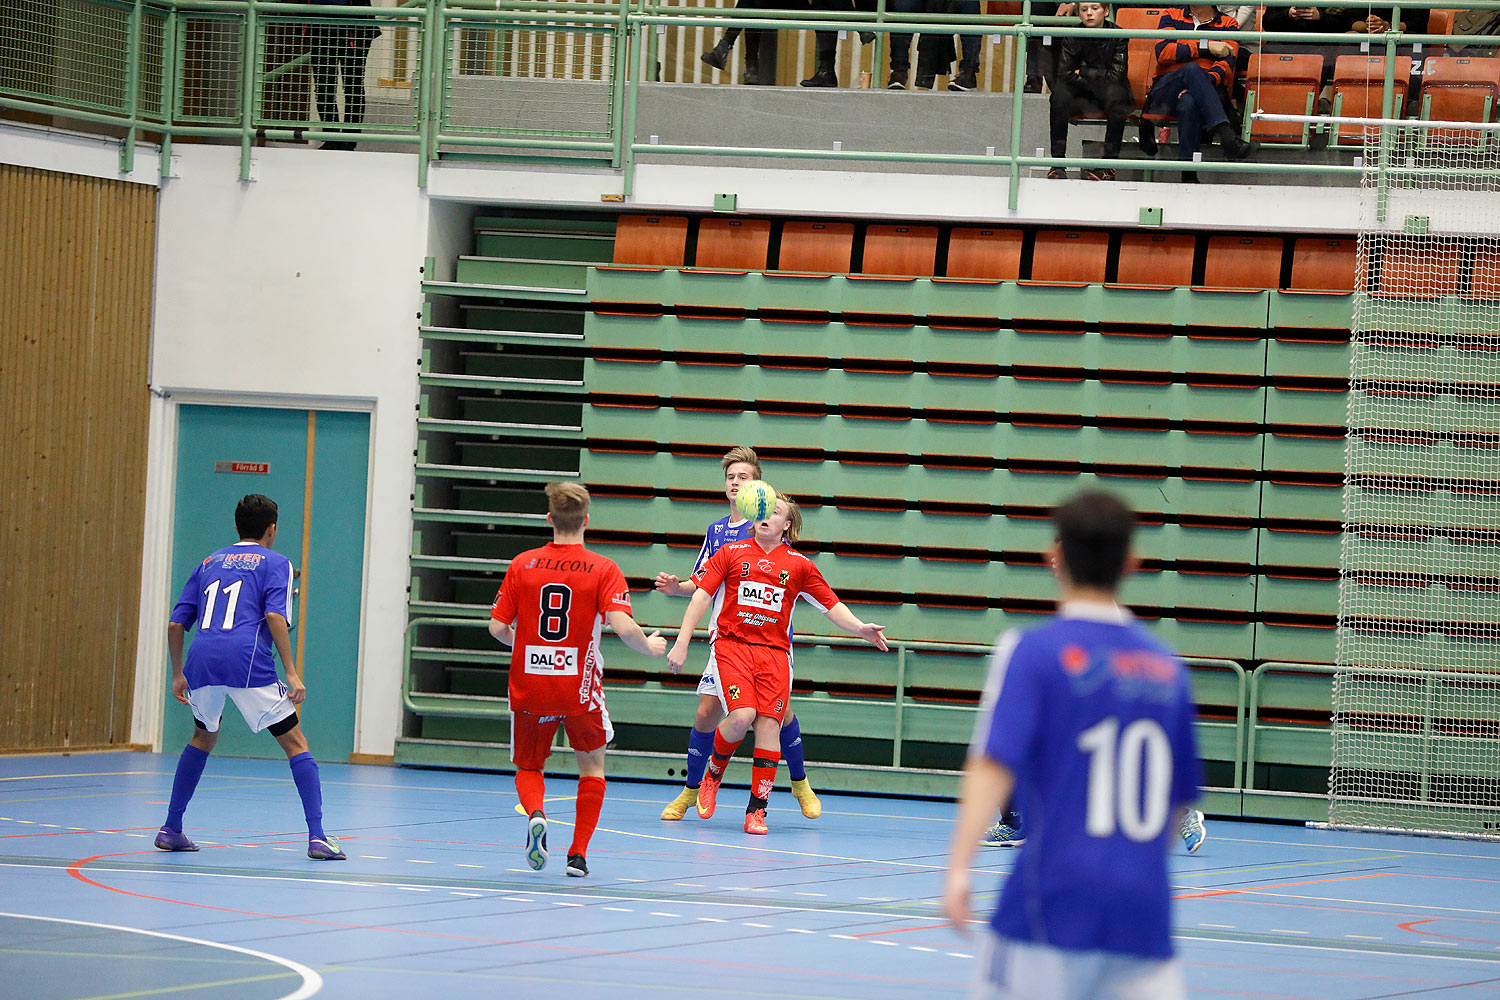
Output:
[660, 786, 698, 821]
[791, 778, 822, 819]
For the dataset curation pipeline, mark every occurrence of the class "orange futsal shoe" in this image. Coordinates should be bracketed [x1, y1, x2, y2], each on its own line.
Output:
[697, 770, 722, 819]
[744, 809, 769, 835]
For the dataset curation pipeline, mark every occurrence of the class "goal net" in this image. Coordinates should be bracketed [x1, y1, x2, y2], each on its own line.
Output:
[1332, 121, 1500, 838]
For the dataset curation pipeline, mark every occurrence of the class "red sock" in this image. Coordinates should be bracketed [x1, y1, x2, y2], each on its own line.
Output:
[515, 769, 545, 817]
[751, 750, 780, 803]
[708, 730, 741, 778]
[570, 775, 606, 857]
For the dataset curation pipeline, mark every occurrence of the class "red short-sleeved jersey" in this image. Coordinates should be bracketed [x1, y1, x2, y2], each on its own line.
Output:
[690, 539, 838, 651]
[491, 542, 633, 716]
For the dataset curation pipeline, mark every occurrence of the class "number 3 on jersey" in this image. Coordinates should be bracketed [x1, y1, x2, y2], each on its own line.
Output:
[200, 579, 243, 631]
[1078, 717, 1172, 841]
[538, 584, 571, 641]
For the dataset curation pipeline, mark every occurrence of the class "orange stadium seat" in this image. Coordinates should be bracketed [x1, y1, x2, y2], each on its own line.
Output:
[1115, 6, 1167, 109]
[1201, 235, 1284, 290]
[1029, 230, 1109, 285]
[943, 227, 1024, 280]
[861, 224, 939, 277]
[612, 215, 689, 266]
[1289, 237, 1358, 292]
[776, 221, 855, 274]
[1470, 246, 1500, 300]
[1246, 53, 1325, 144]
[694, 218, 772, 271]
[1331, 56, 1413, 147]
[1419, 56, 1500, 144]
[1373, 237, 1464, 298]
[1426, 8, 1457, 58]
[1115, 232, 1196, 287]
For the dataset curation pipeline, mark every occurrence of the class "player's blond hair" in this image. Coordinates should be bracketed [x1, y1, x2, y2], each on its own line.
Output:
[545, 481, 590, 533]
[722, 445, 762, 478]
[781, 494, 802, 544]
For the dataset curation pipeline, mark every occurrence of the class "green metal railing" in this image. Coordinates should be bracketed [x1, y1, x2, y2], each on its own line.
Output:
[3, 2, 1496, 191]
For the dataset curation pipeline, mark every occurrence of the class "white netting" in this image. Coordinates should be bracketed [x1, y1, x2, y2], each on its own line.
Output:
[1332, 122, 1500, 838]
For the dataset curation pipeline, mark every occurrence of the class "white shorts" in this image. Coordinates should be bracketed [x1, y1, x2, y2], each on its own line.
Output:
[187, 683, 297, 734]
[695, 648, 721, 698]
[973, 931, 1184, 1000]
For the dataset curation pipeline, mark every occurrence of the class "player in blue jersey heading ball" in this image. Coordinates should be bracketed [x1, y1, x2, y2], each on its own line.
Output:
[654, 446, 822, 822]
[156, 494, 345, 861]
[945, 489, 1202, 1000]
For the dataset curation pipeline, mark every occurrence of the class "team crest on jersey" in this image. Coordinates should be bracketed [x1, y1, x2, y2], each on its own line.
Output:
[778, 570, 789, 585]
[727, 684, 741, 700]
[758, 559, 776, 573]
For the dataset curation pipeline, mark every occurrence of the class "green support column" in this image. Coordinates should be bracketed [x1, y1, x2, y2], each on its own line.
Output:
[121, 0, 142, 175]
[240, 0, 259, 181]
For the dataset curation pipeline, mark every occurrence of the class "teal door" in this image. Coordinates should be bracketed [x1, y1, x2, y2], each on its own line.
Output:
[166, 404, 369, 761]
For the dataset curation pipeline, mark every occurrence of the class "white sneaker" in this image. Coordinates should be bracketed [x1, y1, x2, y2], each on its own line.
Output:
[1181, 809, 1207, 855]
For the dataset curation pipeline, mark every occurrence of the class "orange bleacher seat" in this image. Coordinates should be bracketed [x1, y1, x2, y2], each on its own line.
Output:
[1115, 6, 1167, 109]
[694, 218, 771, 271]
[1246, 53, 1325, 143]
[1202, 235, 1284, 290]
[1115, 232, 1196, 287]
[776, 221, 855, 275]
[612, 215, 689, 267]
[1331, 56, 1413, 146]
[1375, 238, 1465, 298]
[1470, 246, 1500, 300]
[861, 224, 939, 277]
[1289, 237, 1357, 293]
[1419, 56, 1500, 143]
[943, 227, 1024, 281]
[1426, 8, 1457, 58]
[1029, 230, 1109, 285]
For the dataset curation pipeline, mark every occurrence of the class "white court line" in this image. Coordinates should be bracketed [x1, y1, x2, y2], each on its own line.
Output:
[1175, 934, 1500, 965]
[0, 911, 321, 999]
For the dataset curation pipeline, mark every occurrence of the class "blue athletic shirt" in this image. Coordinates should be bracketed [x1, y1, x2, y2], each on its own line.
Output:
[691, 514, 752, 574]
[974, 601, 1201, 959]
[169, 542, 294, 689]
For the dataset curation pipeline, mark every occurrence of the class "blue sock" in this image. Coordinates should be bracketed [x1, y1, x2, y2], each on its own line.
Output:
[684, 728, 716, 789]
[780, 715, 807, 782]
[165, 743, 210, 832]
[288, 752, 326, 841]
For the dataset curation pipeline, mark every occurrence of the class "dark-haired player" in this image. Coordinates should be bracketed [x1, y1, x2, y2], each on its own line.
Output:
[158, 494, 345, 861]
[666, 492, 888, 835]
[944, 490, 1202, 999]
[490, 482, 667, 877]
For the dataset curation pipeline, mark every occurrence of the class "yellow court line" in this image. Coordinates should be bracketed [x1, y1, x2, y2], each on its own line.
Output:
[73, 971, 298, 1000]
[0, 772, 151, 782]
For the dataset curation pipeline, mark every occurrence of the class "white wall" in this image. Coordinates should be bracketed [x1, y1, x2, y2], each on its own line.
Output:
[136, 143, 428, 757]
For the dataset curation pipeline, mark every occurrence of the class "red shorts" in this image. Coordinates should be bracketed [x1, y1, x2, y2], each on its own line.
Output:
[712, 640, 791, 723]
[510, 707, 613, 771]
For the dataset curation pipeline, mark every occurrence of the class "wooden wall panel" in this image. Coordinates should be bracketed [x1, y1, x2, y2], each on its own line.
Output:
[0, 164, 155, 751]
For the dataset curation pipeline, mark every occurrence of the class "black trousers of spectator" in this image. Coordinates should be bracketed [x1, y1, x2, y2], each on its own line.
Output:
[1049, 76, 1132, 157]
[310, 34, 367, 127]
[810, 0, 865, 70]
[1025, 2, 1061, 85]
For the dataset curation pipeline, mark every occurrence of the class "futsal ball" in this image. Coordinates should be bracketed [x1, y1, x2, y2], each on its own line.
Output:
[735, 480, 777, 522]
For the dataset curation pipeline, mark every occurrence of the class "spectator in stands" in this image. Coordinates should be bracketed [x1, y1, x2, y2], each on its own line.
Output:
[699, 2, 767, 86]
[308, 0, 379, 150]
[1142, 4, 1256, 180]
[1451, 8, 1500, 56]
[1345, 6, 1428, 35]
[1047, 1, 1131, 179]
[1259, 4, 1347, 33]
[886, 0, 983, 91]
[802, 0, 877, 87]
[1026, 3, 1075, 93]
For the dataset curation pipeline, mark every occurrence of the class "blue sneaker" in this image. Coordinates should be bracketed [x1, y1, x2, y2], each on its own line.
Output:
[154, 827, 198, 852]
[1181, 809, 1207, 855]
[307, 836, 347, 861]
[525, 811, 548, 871]
[980, 820, 1025, 847]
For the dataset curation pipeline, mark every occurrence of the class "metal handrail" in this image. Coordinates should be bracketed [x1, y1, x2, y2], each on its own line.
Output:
[5, 0, 1497, 187]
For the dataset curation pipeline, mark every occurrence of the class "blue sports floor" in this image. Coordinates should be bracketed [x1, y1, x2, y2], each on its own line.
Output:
[3, 752, 1500, 999]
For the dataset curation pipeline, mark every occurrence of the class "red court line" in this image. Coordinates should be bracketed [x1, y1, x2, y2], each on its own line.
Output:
[66, 849, 966, 988]
[854, 921, 955, 938]
[1398, 918, 1500, 947]
[1175, 873, 1389, 900]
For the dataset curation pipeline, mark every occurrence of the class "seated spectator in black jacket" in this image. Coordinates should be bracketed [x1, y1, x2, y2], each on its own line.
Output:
[1346, 6, 1427, 34]
[1143, 4, 1255, 179]
[1260, 4, 1348, 33]
[1047, 2, 1131, 179]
